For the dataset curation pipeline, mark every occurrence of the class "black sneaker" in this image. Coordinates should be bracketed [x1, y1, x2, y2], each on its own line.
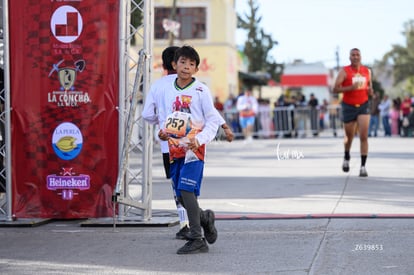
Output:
[176, 238, 208, 254]
[175, 225, 191, 240]
[201, 209, 217, 244]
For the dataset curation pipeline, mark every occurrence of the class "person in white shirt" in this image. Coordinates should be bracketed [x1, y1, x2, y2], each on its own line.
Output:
[142, 46, 234, 243]
[236, 89, 258, 143]
[142, 45, 221, 254]
[378, 94, 391, 136]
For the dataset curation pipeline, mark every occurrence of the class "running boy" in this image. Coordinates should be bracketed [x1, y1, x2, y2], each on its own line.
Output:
[143, 45, 220, 254]
[143, 46, 234, 242]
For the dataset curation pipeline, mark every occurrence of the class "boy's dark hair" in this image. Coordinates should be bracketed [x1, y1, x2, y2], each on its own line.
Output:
[173, 45, 200, 67]
[162, 46, 179, 71]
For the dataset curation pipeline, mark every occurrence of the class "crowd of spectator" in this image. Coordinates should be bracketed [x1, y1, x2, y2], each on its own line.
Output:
[215, 90, 414, 140]
[216, 91, 342, 139]
[376, 93, 414, 137]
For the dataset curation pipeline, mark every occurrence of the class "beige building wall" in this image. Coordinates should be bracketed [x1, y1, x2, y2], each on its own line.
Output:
[150, 0, 239, 103]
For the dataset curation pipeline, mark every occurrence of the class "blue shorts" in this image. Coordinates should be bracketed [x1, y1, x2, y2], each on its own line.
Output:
[239, 116, 255, 129]
[170, 158, 204, 197]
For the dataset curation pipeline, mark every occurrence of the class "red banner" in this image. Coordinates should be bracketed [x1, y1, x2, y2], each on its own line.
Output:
[9, 1, 119, 218]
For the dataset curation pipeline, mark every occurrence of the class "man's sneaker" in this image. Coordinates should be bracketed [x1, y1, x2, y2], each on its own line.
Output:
[176, 238, 208, 254]
[175, 225, 191, 240]
[342, 159, 350, 172]
[359, 166, 368, 177]
[201, 209, 217, 244]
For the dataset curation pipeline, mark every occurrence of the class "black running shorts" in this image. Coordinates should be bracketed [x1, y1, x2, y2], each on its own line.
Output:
[341, 101, 370, 123]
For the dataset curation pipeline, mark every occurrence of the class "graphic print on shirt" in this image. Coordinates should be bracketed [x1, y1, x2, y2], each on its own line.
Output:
[165, 94, 205, 161]
[352, 73, 366, 89]
[166, 95, 193, 137]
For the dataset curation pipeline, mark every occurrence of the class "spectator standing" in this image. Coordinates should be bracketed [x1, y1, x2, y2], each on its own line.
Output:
[329, 94, 340, 137]
[223, 93, 240, 136]
[287, 95, 298, 138]
[308, 93, 319, 136]
[394, 97, 402, 135]
[319, 99, 329, 131]
[378, 94, 391, 136]
[236, 89, 258, 143]
[390, 99, 401, 136]
[258, 99, 272, 138]
[368, 91, 380, 137]
[405, 105, 414, 137]
[401, 94, 412, 137]
[296, 93, 308, 138]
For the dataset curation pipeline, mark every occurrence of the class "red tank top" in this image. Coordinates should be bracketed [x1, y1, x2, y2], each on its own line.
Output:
[341, 65, 370, 105]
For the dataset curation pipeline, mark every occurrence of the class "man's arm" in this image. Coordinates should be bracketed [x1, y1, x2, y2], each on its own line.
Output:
[333, 69, 359, 94]
[333, 69, 347, 94]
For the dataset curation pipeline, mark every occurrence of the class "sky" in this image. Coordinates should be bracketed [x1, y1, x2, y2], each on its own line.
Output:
[235, 0, 414, 68]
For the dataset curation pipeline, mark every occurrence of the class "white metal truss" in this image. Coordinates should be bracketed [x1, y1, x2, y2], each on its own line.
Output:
[112, 0, 154, 224]
[0, 0, 154, 223]
[0, 0, 11, 222]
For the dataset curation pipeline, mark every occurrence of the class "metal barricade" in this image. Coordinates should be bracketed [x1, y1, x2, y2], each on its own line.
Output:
[221, 104, 343, 139]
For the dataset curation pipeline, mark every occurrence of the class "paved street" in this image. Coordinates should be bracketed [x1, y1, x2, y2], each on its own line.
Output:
[1, 136, 414, 274]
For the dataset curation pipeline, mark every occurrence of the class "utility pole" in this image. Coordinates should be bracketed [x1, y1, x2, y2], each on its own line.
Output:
[335, 46, 340, 72]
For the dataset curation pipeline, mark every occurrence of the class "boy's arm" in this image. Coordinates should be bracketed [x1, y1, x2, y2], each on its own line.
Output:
[141, 85, 159, 124]
[221, 123, 234, 142]
[214, 108, 234, 142]
[194, 91, 221, 146]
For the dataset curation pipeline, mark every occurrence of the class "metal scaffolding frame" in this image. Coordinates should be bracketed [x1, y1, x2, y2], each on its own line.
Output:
[0, 0, 11, 222]
[111, 0, 154, 223]
[0, 0, 154, 223]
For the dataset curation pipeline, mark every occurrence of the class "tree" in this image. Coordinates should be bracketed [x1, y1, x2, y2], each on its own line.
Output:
[237, 0, 283, 82]
[380, 20, 414, 90]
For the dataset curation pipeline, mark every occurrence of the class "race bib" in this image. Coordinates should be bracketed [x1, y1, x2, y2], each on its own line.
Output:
[164, 111, 191, 137]
[352, 73, 366, 89]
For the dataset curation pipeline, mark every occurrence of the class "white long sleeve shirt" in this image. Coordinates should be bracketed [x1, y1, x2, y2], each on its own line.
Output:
[142, 75, 220, 159]
[236, 94, 259, 117]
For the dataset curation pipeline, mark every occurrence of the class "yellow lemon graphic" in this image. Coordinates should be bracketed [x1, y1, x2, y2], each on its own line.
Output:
[56, 136, 77, 152]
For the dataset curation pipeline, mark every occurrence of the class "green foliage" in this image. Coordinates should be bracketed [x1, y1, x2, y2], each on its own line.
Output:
[380, 20, 414, 92]
[237, 0, 282, 82]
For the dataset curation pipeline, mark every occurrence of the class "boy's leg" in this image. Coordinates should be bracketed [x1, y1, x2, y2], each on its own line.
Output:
[180, 190, 202, 239]
[169, 159, 190, 239]
[176, 160, 209, 254]
[177, 161, 204, 239]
